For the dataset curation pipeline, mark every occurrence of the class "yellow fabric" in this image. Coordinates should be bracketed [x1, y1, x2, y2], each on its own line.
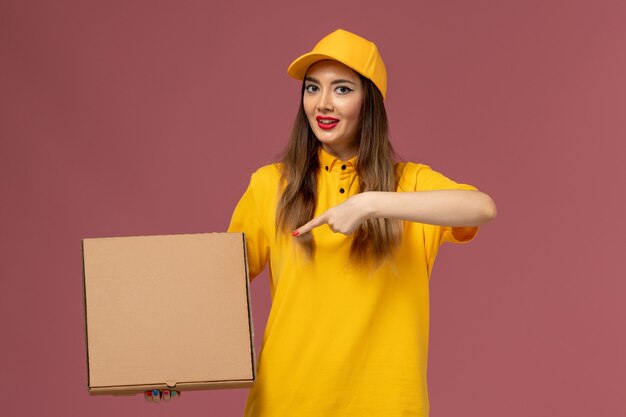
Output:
[228, 147, 480, 417]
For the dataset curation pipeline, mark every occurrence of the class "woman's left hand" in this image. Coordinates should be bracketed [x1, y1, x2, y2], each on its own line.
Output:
[293, 193, 373, 236]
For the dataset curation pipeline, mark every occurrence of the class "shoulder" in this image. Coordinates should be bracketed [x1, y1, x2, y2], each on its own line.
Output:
[396, 161, 478, 192]
[395, 161, 432, 192]
[247, 162, 283, 185]
[244, 162, 283, 198]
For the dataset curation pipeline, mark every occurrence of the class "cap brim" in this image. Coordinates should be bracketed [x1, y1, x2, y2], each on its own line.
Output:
[287, 52, 356, 80]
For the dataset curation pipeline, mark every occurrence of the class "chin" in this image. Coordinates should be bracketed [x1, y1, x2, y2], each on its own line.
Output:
[316, 137, 342, 147]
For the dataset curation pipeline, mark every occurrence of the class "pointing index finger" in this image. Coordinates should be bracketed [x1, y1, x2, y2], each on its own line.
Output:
[294, 214, 327, 236]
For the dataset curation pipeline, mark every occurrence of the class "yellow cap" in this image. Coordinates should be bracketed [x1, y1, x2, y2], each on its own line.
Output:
[287, 29, 387, 100]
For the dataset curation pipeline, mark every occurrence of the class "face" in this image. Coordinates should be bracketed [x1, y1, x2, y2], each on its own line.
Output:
[303, 60, 364, 160]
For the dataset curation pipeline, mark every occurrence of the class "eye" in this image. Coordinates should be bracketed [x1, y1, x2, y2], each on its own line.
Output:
[305, 84, 319, 93]
[335, 86, 353, 95]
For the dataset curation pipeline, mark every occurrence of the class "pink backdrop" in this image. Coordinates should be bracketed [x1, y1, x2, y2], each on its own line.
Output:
[1, 0, 624, 416]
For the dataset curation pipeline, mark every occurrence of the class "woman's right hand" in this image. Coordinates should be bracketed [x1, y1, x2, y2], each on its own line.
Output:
[144, 389, 181, 403]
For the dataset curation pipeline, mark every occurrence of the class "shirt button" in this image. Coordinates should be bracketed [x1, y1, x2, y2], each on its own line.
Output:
[325, 166, 329, 171]
[341, 165, 346, 170]
[339, 188, 345, 193]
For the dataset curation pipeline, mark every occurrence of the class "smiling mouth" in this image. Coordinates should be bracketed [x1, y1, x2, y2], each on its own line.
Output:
[316, 116, 339, 130]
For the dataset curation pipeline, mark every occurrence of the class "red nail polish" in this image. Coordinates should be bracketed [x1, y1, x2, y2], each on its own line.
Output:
[292, 230, 299, 236]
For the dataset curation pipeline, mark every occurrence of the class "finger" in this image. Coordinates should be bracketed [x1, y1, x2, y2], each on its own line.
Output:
[171, 390, 181, 400]
[152, 389, 161, 403]
[294, 214, 327, 236]
[162, 389, 171, 402]
[144, 391, 153, 402]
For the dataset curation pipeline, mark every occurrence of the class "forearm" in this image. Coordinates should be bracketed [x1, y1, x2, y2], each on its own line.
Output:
[362, 190, 497, 227]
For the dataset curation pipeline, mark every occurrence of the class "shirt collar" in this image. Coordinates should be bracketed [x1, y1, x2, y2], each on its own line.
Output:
[318, 146, 358, 173]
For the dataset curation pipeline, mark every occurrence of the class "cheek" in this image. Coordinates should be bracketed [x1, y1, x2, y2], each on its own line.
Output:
[344, 100, 363, 124]
[302, 98, 315, 120]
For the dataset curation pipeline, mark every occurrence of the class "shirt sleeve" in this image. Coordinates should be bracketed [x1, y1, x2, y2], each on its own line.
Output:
[413, 163, 481, 246]
[227, 172, 270, 280]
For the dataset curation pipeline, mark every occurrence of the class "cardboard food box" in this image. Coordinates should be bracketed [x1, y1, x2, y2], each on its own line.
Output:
[81, 232, 256, 395]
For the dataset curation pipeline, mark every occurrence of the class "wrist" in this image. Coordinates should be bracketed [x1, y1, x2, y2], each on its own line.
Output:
[358, 191, 382, 220]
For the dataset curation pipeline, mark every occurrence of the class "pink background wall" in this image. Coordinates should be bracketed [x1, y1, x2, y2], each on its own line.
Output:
[1, 0, 624, 416]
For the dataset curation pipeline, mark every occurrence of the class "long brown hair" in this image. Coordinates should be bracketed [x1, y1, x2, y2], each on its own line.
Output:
[276, 73, 403, 268]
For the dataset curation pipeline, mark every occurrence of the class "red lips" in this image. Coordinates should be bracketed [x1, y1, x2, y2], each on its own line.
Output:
[316, 116, 339, 130]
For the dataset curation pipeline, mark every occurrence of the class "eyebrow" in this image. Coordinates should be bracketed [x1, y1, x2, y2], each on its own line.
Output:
[304, 76, 357, 86]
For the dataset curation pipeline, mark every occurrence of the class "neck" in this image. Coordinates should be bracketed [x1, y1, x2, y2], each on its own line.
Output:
[321, 143, 358, 162]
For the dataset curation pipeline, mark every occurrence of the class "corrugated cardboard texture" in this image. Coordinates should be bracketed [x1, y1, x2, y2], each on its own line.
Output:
[82, 232, 255, 394]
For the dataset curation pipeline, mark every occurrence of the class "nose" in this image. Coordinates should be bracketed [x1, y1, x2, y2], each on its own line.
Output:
[316, 88, 334, 112]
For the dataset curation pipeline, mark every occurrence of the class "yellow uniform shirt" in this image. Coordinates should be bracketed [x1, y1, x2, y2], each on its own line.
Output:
[228, 147, 480, 417]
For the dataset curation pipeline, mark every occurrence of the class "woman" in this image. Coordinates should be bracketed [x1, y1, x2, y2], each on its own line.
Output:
[150, 29, 496, 416]
[229, 28, 496, 417]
